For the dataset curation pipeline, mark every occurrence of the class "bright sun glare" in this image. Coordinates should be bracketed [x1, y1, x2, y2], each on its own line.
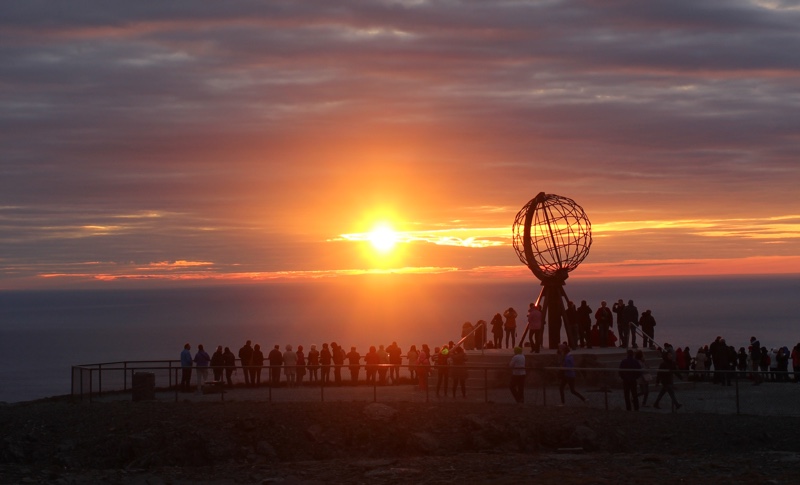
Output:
[368, 224, 398, 253]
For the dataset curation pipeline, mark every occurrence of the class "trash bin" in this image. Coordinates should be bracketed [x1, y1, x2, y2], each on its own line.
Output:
[132, 372, 155, 401]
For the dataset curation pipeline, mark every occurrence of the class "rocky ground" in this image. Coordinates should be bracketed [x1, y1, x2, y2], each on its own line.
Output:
[2, 396, 800, 484]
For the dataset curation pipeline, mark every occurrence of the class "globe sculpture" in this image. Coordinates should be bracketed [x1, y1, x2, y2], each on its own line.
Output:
[512, 192, 592, 350]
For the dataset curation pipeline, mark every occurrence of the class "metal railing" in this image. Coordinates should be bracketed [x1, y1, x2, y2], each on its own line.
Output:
[71, 361, 800, 416]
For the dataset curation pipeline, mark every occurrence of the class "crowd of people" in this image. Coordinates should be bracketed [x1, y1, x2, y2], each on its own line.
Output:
[179, 340, 418, 393]
[176, 297, 800, 410]
[645, 336, 800, 386]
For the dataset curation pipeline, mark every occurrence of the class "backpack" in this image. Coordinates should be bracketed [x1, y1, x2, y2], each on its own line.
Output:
[761, 353, 771, 367]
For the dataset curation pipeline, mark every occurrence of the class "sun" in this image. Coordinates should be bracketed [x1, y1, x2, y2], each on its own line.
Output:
[368, 224, 398, 253]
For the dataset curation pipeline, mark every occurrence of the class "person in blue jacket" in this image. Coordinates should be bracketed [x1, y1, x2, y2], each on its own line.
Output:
[180, 343, 193, 392]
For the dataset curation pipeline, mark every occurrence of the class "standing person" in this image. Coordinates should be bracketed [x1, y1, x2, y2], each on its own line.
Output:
[332, 342, 345, 385]
[251, 344, 264, 386]
[640, 310, 656, 349]
[490, 313, 504, 349]
[211, 345, 224, 382]
[346, 346, 361, 383]
[388, 342, 402, 383]
[417, 344, 431, 391]
[558, 344, 586, 406]
[296, 345, 306, 385]
[526, 303, 544, 354]
[509, 347, 526, 404]
[268, 344, 283, 386]
[307, 344, 320, 383]
[503, 307, 518, 349]
[222, 346, 236, 387]
[612, 299, 626, 347]
[694, 348, 709, 381]
[193, 344, 211, 393]
[595, 301, 613, 348]
[461, 322, 475, 350]
[364, 345, 379, 384]
[180, 343, 193, 392]
[619, 349, 642, 411]
[623, 300, 639, 349]
[238, 340, 253, 386]
[635, 350, 651, 406]
[653, 351, 682, 410]
[450, 346, 468, 398]
[736, 347, 748, 379]
[576, 301, 593, 349]
[792, 343, 800, 383]
[377, 344, 390, 384]
[320, 343, 332, 385]
[283, 344, 298, 387]
[565, 301, 579, 350]
[474, 319, 487, 350]
[749, 336, 763, 384]
[407, 345, 419, 383]
[434, 346, 450, 398]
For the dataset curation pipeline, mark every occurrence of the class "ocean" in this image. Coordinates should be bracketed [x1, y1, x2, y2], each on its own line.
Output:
[1, 274, 798, 403]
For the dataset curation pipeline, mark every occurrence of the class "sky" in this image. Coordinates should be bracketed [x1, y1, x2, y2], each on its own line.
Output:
[1, 0, 800, 290]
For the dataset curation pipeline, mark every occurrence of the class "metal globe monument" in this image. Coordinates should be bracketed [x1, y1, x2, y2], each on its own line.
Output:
[512, 192, 592, 349]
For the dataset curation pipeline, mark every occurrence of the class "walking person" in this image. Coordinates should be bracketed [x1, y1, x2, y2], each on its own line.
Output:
[635, 350, 651, 406]
[558, 344, 586, 406]
[180, 343, 193, 392]
[653, 351, 683, 411]
[619, 349, 642, 411]
[509, 347, 526, 404]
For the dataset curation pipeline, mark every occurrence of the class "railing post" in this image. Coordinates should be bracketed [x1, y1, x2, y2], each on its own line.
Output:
[123, 362, 128, 391]
[735, 371, 740, 415]
[175, 368, 179, 402]
[98, 363, 103, 395]
[89, 369, 94, 403]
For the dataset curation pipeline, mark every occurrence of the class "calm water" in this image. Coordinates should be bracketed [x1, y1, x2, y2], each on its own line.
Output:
[1, 274, 798, 403]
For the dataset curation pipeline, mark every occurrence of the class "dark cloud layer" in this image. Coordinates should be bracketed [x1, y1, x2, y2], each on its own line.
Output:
[1, 0, 799, 286]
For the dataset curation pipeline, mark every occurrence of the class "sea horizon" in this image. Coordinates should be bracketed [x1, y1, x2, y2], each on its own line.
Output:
[1, 273, 798, 403]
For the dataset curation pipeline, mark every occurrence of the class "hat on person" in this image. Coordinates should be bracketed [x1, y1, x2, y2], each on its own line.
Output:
[514, 346, 523, 354]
